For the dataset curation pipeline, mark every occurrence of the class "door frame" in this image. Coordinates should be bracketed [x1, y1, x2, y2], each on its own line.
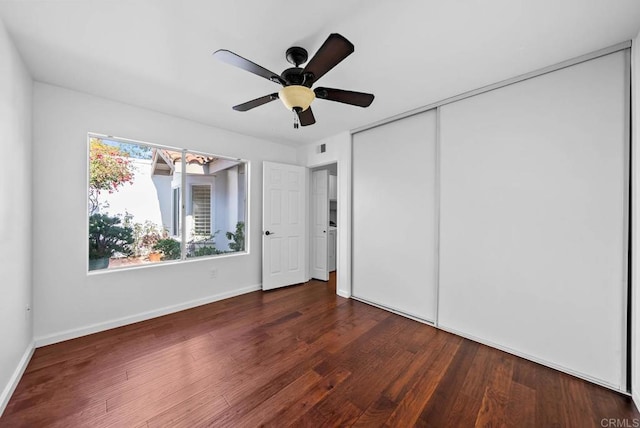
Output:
[306, 161, 343, 295]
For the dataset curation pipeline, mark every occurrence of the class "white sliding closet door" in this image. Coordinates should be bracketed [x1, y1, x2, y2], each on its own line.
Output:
[352, 110, 438, 322]
[439, 51, 628, 389]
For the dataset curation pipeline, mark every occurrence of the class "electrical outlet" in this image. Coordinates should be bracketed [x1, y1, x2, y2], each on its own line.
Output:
[210, 268, 218, 279]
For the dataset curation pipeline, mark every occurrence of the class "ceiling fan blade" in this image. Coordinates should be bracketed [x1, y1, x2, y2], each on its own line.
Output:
[233, 93, 279, 112]
[297, 107, 316, 126]
[213, 49, 285, 85]
[302, 34, 354, 84]
[315, 87, 374, 107]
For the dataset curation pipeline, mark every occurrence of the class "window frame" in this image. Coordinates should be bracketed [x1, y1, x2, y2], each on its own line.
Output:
[171, 187, 180, 237]
[86, 133, 250, 274]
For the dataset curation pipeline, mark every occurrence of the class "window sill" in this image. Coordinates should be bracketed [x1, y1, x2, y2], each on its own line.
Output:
[87, 250, 250, 276]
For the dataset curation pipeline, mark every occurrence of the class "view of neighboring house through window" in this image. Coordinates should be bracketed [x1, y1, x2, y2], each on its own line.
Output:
[88, 135, 248, 272]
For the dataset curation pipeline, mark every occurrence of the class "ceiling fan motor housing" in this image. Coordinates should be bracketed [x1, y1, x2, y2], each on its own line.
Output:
[281, 67, 306, 86]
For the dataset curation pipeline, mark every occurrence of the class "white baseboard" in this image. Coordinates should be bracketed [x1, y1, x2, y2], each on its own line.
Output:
[34, 284, 261, 347]
[336, 289, 351, 299]
[633, 383, 640, 412]
[0, 341, 35, 417]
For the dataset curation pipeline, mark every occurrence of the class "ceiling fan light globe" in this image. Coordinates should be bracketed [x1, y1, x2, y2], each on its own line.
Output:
[278, 85, 315, 111]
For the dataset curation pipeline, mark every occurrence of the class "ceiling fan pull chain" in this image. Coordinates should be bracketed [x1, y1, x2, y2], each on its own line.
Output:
[293, 109, 299, 129]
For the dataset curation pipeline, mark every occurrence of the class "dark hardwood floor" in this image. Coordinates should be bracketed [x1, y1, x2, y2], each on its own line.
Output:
[1, 273, 638, 427]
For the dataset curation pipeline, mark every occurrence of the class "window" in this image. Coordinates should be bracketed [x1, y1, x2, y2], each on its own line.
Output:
[87, 134, 248, 272]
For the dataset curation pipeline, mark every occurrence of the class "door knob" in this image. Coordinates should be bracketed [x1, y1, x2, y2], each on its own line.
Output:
[265, 231, 273, 236]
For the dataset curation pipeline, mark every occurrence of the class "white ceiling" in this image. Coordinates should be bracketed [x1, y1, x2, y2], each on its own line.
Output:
[1, 0, 639, 146]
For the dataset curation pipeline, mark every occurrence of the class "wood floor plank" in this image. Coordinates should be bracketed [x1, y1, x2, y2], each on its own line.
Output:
[146, 389, 229, 428]
[429, 341, 496, 427]
[473, 353, 514, 427]
[261, 367, 351, 427]
[382, 331, 450, 403]
[535, 363, 565, 427]
[506, 381, 536, 428]
[416, 339, 481, 426]
[352, 395, 397, 427]
[1, 274, 638, 427]
[213, 369, 323, 428]
[199, 351, 328, 427]
[384, 336, 463, 427]
[304, 399, 363, 427]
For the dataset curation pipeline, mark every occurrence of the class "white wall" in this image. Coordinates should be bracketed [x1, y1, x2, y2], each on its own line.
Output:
[0, 18, 33, 413]
[297, 131, 351, 298]
[32, 83, 297, 344]
[632, 31, 640, 407]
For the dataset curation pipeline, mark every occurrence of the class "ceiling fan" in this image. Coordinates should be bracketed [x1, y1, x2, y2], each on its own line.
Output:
[213, 33, 374, 128]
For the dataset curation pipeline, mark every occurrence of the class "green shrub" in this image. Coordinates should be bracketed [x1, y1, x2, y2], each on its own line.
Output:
[153, 238, 181, 260]
[191, 246, 223, 257]
[226, 221, 245, 252]
[89, 213, 134, 259]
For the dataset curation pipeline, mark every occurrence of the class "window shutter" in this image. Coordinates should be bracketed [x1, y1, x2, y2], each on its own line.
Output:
[192, 185, 211, 235]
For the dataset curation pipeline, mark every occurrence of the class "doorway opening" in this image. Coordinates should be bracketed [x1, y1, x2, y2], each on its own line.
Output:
[310, 163, 337, 284]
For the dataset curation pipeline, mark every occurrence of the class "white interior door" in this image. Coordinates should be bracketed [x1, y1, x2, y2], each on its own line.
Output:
[311, 169, 329, 280]
[262, 161, 307, 290]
